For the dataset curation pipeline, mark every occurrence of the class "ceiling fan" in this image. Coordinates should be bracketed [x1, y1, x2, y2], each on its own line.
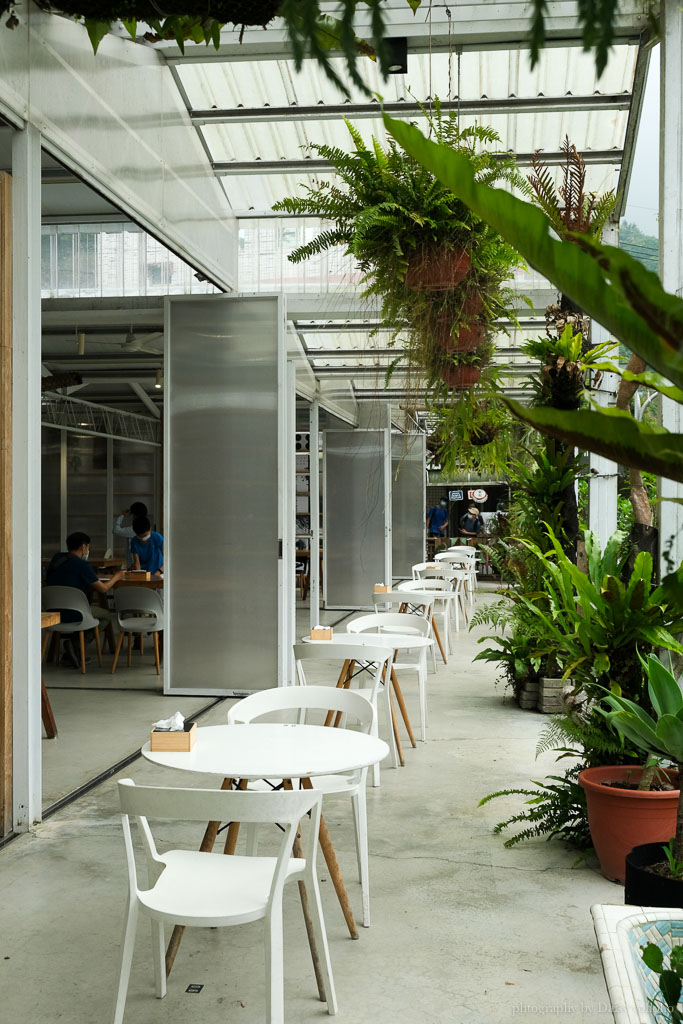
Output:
[120, 328, 164, 355]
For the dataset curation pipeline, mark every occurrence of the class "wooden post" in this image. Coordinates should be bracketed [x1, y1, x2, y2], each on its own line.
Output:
[0, 172, 12, 837]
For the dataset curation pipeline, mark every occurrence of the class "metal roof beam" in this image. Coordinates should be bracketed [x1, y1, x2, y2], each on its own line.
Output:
[614, 39, 653, 218]
[192, 93, 630, 126]
[215, 150, 623, 174]
[161, 2, 646, 63]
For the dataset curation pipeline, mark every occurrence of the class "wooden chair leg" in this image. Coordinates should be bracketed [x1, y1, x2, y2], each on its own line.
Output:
[140, 633, 144, 657]
[111, 630, 125, 674]
[153, 632, 160, 675]
[127, 632, 133, 668]
[41, 631, 51, 663]
[78, 631, 87, 675]
[52, 632, 61, 665]
[41, 679, 58, 739]
[94, 626, 103, 667]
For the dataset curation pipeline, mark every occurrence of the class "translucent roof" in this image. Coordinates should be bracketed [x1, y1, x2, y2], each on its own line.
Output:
[176, 44, 638, 212]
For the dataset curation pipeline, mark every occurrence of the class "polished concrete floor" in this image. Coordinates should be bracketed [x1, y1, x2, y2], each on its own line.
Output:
[6, 594, 622, 1023]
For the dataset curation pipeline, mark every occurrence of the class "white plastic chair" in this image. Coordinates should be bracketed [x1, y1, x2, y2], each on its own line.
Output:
[293, 642, 394, 787]
[228, 686, 377, 927]
[347, 612, 431, 742]
[396, 580, 453, 662]
[41, 585, 103, 674]
[112, 780, 336, 1024]
[418, 566, 470, 630]
[435, 549, 478, 607]
[372, 591, 437, 670]
[112, 587, 165, 675]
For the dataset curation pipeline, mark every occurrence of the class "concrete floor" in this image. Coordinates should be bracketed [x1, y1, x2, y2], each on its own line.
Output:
[5, 594, 622, 1023]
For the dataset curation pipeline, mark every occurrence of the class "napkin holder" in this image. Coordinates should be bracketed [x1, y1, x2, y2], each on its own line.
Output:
[310, 626, 333, 641]
[373, 583, 391, 593]
[126, 570, 151, 581]
[150, 721, 196, 752]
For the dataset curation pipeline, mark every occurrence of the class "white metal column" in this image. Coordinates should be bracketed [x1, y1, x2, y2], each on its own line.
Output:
[308, 400, 320, 633]
[12, 124, 42, 830]
[588, 219, 619, 541]
[659, 9, 683, 575]
[279, 360, 296, 684]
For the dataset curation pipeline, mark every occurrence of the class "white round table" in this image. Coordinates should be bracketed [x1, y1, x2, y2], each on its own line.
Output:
[143, 723, 389, 948]
[142, 722, 389, 779]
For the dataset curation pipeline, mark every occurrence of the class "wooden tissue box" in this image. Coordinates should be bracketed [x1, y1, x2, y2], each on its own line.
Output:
[373, 584, 391, 593]
[150, 721, 196, 752]
[126, 570, 151, 581]
[310, 626, 333, 641]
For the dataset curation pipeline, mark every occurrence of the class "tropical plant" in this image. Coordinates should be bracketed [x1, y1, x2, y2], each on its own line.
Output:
[641, 940, 683, 1024]
[602, 654, 683, 865]
[273, 106, 524, 391]
[507, 448, 583, 556]
[516, 528, 683, 704]
[383, 114, 683, 484]
[429, 392, 516, 477]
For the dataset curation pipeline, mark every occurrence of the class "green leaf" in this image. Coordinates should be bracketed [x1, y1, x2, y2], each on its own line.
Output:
[382, 116, 683, 389]
[501, 402, 683, 484]
[642, 942, 665, 973]
[593, 652, 610, 676]
[647, 656, 683, 719]
[121, 18, 136, 40]
[406, 0, 422, 11]
[660, 970, 683, 1010]
[83, 18, 111, 54]
[211, 19, 221, 50]
[670, 945, 683, 975]
[656, 716, 683, 763]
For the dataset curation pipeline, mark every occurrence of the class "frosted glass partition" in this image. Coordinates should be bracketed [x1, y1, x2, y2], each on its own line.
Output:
[392, 433, 426, 579]
[324, 429, 390, 609]
[165, 295, 286, 694]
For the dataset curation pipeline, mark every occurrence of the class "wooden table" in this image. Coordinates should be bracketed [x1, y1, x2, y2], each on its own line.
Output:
[40, 612, 59, 739]
[99, 575, 164, 590]
[143, 723, 389, 975]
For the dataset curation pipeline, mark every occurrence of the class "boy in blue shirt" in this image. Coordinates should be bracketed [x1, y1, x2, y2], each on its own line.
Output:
[130, 517, 164, 577]
[426, 499, 449, 553]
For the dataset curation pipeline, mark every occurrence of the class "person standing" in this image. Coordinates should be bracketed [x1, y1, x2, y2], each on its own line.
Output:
[130, 516, 164, 578]
[459, 503, 485, 542]
[113, 501, 148, 564]
[426, 499, 449, 553]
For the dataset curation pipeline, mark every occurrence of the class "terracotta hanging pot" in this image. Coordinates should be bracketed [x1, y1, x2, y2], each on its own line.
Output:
[441, 365, 482, 389]
[405, 247, 471, 291]
[434, 318, 485, 353]
[578, 765, 679, 884]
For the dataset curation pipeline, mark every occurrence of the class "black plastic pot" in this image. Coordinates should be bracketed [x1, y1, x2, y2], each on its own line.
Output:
[624, 840, 683, 907]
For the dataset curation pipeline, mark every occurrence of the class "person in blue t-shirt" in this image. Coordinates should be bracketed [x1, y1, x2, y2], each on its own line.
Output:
[130, 516, 164, 577]
[426, 499, 449, 552]
[45, 531, 125, 666]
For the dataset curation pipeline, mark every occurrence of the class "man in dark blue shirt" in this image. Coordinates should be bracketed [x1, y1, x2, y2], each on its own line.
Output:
[45, 532, 124, 665]
[426, 500, 449, 553]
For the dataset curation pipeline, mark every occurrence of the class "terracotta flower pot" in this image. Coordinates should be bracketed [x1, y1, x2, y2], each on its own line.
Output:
[434, 318, 485, 353]
[441, 365, 481, 389]
[579, 765, 679, 884]
[405, 247, 471, 291]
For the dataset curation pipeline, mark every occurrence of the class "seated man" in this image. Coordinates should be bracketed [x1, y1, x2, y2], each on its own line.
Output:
[45, 531, 125, 666]
[130, 516, 164, 578]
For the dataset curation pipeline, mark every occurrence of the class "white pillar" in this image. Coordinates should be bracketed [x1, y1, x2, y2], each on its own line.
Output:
[659, 5, 683, 576]
[12, 124, 42, 830]
[308, 400, 320, 634]
[588, 219, 619, 541]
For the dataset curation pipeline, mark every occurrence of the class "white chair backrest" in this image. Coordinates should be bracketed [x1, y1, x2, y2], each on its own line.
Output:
[371, 591, 434, 612]
[440, 547, 477, 560]
[417, 566, 458, 582]
[227, 684, 375, 734]
[411, 561, 440, 580]
[397, 579, 452, 593]
[347, 612, 430, 638]
[293, 642, 392, 703]
[114, 586, 165, 626]
[117, 779, 320, 908]
[41, 585, 97, 627]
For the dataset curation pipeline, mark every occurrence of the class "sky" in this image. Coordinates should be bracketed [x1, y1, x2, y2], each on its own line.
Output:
[622, 46, 660, 236]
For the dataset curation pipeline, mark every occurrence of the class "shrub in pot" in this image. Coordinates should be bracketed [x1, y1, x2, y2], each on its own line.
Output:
[600, 655, 683, 901]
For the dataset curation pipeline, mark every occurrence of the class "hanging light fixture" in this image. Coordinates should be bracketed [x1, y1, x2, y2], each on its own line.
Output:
[386, 37, 408, 75]
[154, 368, 163, 389]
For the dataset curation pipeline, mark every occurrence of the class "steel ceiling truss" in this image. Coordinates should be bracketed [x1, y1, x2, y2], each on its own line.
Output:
[41, 391, 160, 446]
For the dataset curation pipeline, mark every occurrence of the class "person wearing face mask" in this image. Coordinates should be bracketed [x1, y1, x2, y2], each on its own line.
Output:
[45, 532, 125, 667]
[426, 498, 450, 554]
[130, 516, 164, 578]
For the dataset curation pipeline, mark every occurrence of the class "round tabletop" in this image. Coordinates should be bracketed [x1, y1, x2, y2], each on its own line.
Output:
[304, 632, 433, 650]
[396, 586, 461, 602]
[142, 723, 389, 779]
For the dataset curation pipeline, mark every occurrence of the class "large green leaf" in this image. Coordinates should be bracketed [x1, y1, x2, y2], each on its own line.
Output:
[502, 402, 683, 484]
[383, 116, 683, 390]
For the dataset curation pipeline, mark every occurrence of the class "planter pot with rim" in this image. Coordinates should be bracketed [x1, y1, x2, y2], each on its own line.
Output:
[441, 365, 481, 389]
[537, 676, 570, 714]
[433, 319, 485, 353]
[579, 765, 679, 884]
[405, 247, 471, 291]
[625, 840, 683, 908]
